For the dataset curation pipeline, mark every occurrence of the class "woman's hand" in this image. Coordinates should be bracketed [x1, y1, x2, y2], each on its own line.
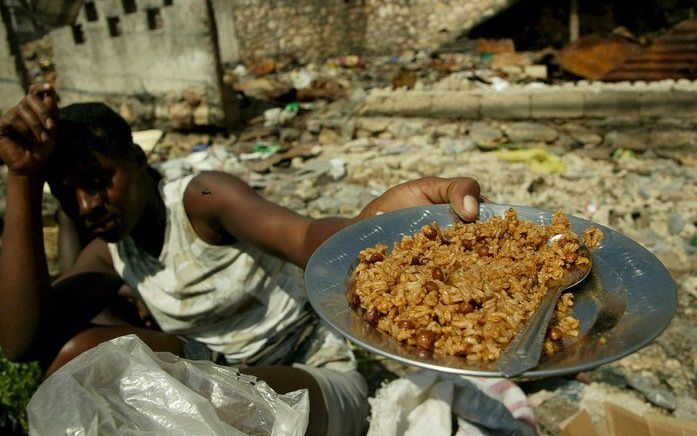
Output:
[356, 176, 482, 222]
[0, 83, 58, 176]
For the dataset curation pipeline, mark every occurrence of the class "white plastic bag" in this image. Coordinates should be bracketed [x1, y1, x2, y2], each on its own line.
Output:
[27, 335, 309, 436]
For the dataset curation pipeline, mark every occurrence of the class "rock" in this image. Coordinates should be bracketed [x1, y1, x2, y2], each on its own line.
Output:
[433, 123, 460, 137]
[280, 127, 302, 142]
[523, 64, 548, 80]
[503, 122, 559, 143]
[192, 104, 209, 126]
[655, 317, 696, 360]
[356, 117, 390, 134]
[605, 130, 648, 151]
[535, 394, 580, 434]
[169, 102, 193, 128]
[667, 213, 685, 235]
[586, 367, 628, 388]
[306, 118, 322, 134]
[468, 122, 503, 149]
[626, 373, 677, 410]
[309, 184, 374, 215]
[329, 158, 347, 181]
[562, 123, 603, 145]
[183, 87, 203, 107]
[675, 395, 697, 421]
[438, 137, 476, 155]
[318, 128, 341, 146]
[648, 130, 697, 150]
[387, 119, 430, 139]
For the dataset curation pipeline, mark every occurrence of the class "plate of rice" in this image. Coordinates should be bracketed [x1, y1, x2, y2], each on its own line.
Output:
[305, 204, 677, 377]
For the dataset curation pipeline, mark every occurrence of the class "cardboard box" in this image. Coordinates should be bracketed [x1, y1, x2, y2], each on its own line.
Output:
[561, 403, 697, 436]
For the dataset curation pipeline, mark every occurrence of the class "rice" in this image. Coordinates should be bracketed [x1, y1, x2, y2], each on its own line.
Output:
[347, 209, 602, 362]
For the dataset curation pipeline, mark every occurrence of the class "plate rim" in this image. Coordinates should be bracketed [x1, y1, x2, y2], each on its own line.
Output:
[305, 203, 678, 377]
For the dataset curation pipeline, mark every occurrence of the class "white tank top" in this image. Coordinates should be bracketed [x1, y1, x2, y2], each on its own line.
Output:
[108, 175, 308, 361]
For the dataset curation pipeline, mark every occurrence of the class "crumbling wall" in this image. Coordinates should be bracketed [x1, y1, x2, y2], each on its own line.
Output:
[50, 0, 227, 128]
[0, 11, 25, 111]
[229, 0, 364, 64]
[363, 0, 517, 54]
[226, 0, 517, 63]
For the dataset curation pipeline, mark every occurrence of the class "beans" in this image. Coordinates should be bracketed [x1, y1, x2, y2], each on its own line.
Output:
[366, 253, 384, 264]
[424, 281, 438, 293]
[441, 237, 451, 246]
[410, 256, 426, 266]
[462, 239, 474, 250]
[565, 251, 579, 263]
[364, 308, 380, 325]
[397, 319, 415, 329]
[549, 327, 563, 341]
[477, 246, 489, 257]
[432, 267, 444, 281]
[415, 330, 436, 350]
[423, 226, 438, 240]
[456, 302, 474, 314]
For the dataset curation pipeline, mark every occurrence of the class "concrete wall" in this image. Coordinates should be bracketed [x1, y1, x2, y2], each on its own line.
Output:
[220, 0, 517, 63]
[50, 0, 227, 128]
[0, 13, 25, 111]
[210, 0, 239, 66]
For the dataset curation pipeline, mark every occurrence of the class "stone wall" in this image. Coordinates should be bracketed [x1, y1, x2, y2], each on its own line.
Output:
[0, 8, 25, 111]
[223, 0, 517, 64]
[50, 0, 228, 128]
[227, 0, 364, 65]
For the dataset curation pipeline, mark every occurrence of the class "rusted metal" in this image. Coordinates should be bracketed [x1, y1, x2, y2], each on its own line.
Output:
[603, 20, 697, 81]
[560, 35, 642, 80]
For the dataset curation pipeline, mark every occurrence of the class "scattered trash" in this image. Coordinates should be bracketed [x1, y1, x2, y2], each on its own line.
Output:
[612, 148, 637, 160]
[368, 370, 535, 436]
[264, 106, 297, 127]
[560, 35, 641, 80]
[240, 142, 282, 161]
[476, 38, 516, 54]
[28, 336, 309, 436]
[249, 58, 277, 76]
[392, 70, 418, 90]
[490, 77, 511, 92]
[494, 148, 567, 174]
[328, 158, 347, 181]
[132, 129, 164, 155]
[284, 102, 300, 113]
[604, 20, 697, 81]
[190, 143, 210, 153]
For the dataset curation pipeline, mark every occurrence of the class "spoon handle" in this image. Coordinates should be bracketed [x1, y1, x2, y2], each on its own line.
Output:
[497, 286, 563, 378]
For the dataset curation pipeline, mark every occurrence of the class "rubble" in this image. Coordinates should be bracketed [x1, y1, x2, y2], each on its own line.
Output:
[4, 28, 697, 436]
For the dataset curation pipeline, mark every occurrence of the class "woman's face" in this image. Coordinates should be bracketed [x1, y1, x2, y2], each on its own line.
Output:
[61, 152, 150, 242]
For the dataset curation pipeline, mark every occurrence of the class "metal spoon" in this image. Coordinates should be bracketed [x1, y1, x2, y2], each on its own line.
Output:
[497, 235, 593, 378]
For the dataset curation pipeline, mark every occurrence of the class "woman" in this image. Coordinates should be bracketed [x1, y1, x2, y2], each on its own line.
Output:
[0, 84, 482, 435]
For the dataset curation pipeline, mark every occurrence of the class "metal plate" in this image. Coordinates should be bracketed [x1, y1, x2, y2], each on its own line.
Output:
[305, 204, 677, 378]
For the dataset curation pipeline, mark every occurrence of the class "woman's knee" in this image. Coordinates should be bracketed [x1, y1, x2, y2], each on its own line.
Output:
[46, 327, 110, 378]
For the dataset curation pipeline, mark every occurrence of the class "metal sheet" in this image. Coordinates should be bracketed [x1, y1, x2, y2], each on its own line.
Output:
[305, 204, 677, 378]
[604, 20, 697, 81]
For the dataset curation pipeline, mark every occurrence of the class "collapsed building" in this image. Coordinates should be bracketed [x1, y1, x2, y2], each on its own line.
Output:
[0, 0, 695, 130]
[0, 0, 517, 124]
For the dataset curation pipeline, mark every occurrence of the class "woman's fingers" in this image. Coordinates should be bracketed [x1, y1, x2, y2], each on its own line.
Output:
[446, 177, 481, 221]
[25, 91, 54, 131]
[17, 104, 47, 146]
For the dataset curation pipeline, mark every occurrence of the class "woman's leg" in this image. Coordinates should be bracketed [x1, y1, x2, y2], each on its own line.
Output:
[44, 324, 184, 378]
